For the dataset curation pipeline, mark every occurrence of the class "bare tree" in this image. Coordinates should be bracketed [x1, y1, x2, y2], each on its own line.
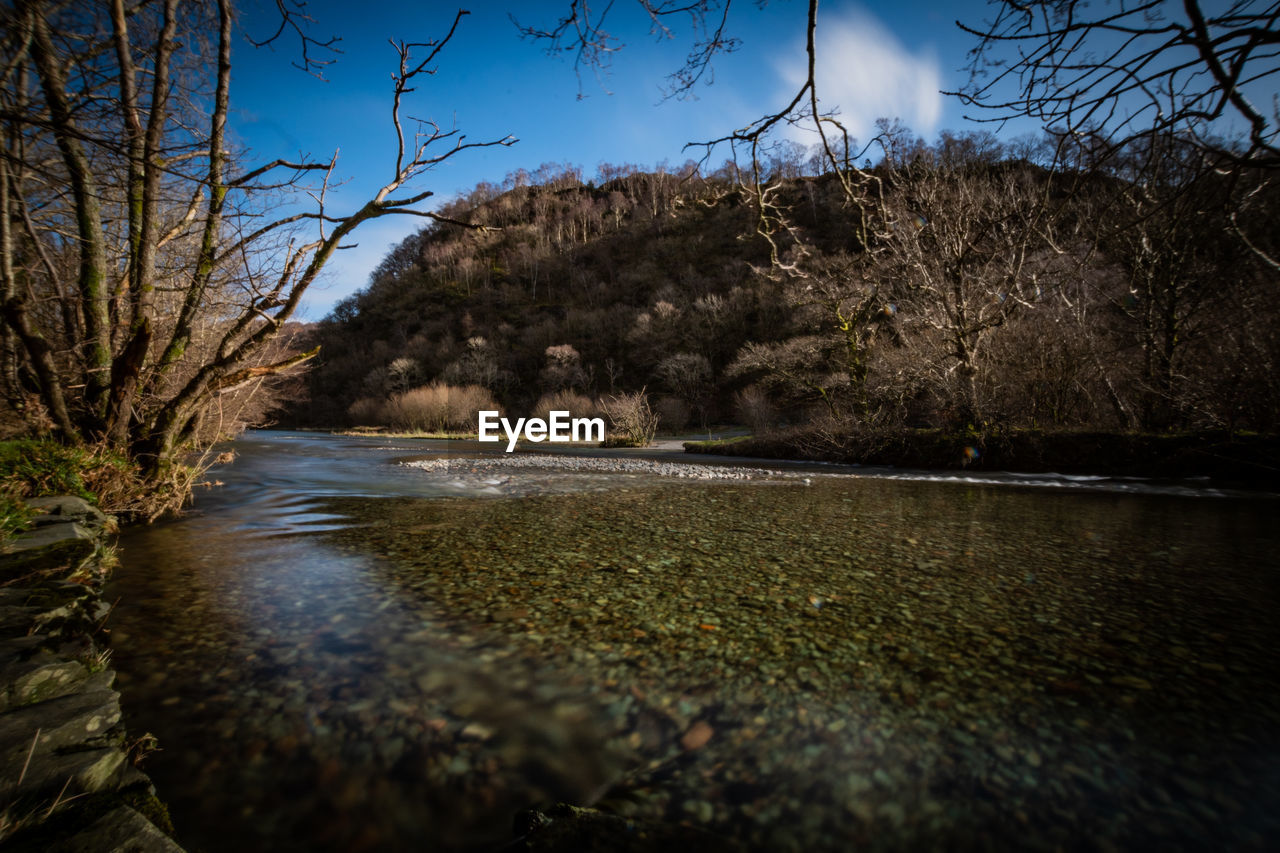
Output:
[887, 161, 1069, 428]
[957, 0, 1280, 168]
[655, 351, 713, 428]
[955, 0, 1280, 269]
[442, 336, 506, 391]
[517, 1, 892, 266]
[1100, 134, 1238, 428]
[727, 335, 852, 417]
[787, 252, 899, 414]
[0, 2, 512, 489]
[540, 343, 588, 391]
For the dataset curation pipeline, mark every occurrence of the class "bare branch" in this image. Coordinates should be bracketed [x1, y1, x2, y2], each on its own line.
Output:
[245, 0, 343, 79]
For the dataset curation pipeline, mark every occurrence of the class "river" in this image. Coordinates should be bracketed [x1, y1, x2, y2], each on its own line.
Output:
[105, 430, 1280, 851]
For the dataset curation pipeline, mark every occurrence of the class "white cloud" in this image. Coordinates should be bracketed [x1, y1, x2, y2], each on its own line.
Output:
[775, 6, 943, 149]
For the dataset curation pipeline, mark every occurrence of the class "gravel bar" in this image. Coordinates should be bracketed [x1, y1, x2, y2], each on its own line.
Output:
[404, 454, 796, 481]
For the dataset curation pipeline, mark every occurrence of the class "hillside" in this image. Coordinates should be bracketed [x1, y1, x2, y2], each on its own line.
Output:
[291, 142, 1280, 441]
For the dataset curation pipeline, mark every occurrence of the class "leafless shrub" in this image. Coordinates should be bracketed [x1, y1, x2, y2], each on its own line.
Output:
[384, 382, 497, 433]
[793, 408, 904, 462]
[734, 384, 779, 435]
[532, 390, 597, 423]
[600, 389, 658, 447]
[383, 386, 445, 432]
[448, 385, 501, 431]
[347, 397, 386, 426]
[728, 337, 852, 415]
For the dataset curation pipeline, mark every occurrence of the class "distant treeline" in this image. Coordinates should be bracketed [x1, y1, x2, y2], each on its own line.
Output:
[286, 128, 1280, 438]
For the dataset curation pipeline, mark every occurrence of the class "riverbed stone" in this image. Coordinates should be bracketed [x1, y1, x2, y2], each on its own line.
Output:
[0, 635, 48, 658]
[0, 604, 44, 634]
[0, 653, 91, 711]
[0, 522, 97, 577]
[0, 497, 181, 850]
[0, 689, 122, 763]
[26, 496, 111, 531]
[0, 745, 126, 802]
[45, 806, 184, 853]
[519, 802, 740, 852]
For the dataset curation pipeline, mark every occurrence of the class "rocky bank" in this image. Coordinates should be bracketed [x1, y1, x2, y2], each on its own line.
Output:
[0, 497, 181, 852]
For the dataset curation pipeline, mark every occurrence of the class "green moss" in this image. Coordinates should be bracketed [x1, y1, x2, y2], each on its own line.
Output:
[0, 438, 164, 520]
[125, 789, 175, 838]
[683, 435, 752, 451]
[1, 492, 35, 542]
[600, 434, 650, 448]
[0, 439, 124, 504]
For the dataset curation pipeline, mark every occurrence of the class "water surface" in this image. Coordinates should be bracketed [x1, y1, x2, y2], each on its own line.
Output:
[107, 431, 1280, 851]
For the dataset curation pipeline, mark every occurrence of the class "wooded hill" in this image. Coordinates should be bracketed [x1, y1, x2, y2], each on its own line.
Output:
[291, 135, 1280, 440]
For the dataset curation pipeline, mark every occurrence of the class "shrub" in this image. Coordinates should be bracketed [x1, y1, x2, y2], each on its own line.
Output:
[531, 391, 597, 423]
[447, 384, 501, 431]
[600, 389, 659, 447]
[385, 384, 448, 432]
[346, 397, 386, 426]
[385, 382, 498, 433]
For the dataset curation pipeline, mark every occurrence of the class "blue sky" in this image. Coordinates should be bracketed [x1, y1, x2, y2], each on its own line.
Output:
[228, 1, 1008, 318]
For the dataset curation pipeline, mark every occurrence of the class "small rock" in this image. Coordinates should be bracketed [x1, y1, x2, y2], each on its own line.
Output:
[46, 805, 182, 853]
[680, 720, 714, 751]
[461, 721, 495, 740]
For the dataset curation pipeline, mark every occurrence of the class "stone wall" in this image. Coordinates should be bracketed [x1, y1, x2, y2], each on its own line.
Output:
[0, 497, 182, 852]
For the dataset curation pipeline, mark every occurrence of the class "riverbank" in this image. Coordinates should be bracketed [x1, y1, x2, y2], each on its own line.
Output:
[0, 497, 180, 851]
[685, 427, 1280, 488]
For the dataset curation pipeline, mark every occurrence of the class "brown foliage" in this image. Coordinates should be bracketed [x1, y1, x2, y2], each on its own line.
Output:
[384, 383, 499, 433]
[531, 391, 597, 423]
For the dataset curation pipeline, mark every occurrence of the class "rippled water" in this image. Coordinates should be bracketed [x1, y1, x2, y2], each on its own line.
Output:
[105, 431, 1280, 852]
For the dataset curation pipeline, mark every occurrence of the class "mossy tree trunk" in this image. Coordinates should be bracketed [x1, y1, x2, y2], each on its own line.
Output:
[0, 1, 512, 490]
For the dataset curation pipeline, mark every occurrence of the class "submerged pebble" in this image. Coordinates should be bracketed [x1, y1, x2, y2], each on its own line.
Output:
[107, 458, 1280, 853]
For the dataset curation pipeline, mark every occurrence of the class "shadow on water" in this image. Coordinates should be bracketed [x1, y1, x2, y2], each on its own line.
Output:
[106, 431, 1280, 852]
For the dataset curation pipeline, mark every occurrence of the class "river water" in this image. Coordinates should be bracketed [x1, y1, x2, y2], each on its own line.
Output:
[106, 431, 1280, 852]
